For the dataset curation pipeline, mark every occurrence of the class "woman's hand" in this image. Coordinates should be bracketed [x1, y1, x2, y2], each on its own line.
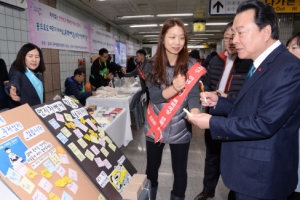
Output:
[10, 86, 20, 101]
[172, 74, 186, 93]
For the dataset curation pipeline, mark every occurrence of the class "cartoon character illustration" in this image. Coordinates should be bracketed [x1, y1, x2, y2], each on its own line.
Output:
[5, 148, 23, 165]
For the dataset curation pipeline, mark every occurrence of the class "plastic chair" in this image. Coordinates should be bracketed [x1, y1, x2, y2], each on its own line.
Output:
[130, 91, 142, 130]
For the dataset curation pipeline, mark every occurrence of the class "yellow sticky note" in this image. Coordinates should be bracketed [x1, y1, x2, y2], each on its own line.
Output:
[68, 142, 86, 162]
[91, 118, 97, 124]
[26, 169, 38, 179]
[41, 169, 52, 178]
[70, 122, 77, 129]
[98, 193, 106, 200]
[50, 153, 62, 166]
[64, 113, 74, 122]
[55, 179, 67, 188]
[85, 149, 95, 161]
[19, 176, 35, 194]
[61, 127, 72, 138]
[108, 143, 116, 152]
[49, 192, 60, 200]
[100, 147, 109, 157]
[103, 136, 112, 144]
[62, 176, 73, 184]
[98, 127, 105, 138]
[84, 134, 91, 141]
[88, 129, 95, 135]
[77, 138, 88, 149]
[80, 117, 86, 124]
[65, 122, 71, 129]
[90, 135, 99, 144]
[70, 97, 79, 104]
[57, 146, 66, 154]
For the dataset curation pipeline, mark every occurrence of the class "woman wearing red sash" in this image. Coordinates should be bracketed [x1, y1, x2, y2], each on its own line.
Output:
[144, 18, 204, 200]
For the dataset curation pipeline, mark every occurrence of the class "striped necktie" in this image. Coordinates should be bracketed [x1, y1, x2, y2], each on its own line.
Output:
[246, 65, 256, 80]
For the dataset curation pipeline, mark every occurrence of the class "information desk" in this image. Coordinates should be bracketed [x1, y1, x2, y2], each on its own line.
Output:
[86, 85, 141, 127]
[91, 107, 133, 148]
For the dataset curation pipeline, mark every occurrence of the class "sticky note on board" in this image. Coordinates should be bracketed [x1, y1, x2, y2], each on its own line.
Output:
[80, 118, 86, 124]
[27, 168, 38, 179]
[73, 128, 84, 138]
[100, 147, 109, 157]
[90, 145, 100, 155]
[69, 122, 77, 129]
[98, 193, 106, 200]
[98, 138, 106, 147]
[77, 138, 88, 149]
[68, 142, 86, 162]
[55, 179, 67, 188]
[61, 127, 72, 138]
[50, 153, 62, 166]
[85, 149, 95, 161]
[56, 165, 66, 177]
[32, 189, 48, 200]
[57, 146, 66, 154]
[67, 182, 79, 194]
[94, 157, 104, 168]
[13, 161, 28, 176]
[55, 112, 65, 123]
[19, 176, 35, 194]
[6, 167, 21, 185]
[68, 168, 78, 181]
[108, 143, 116, 152]
[41, 168, 52, 178]
[43, 160, 56, 173]
[91, 118, 97, 124]
[57, 132, 68, 144]
[62, 176, 73, 184]
[83, 134, 91, 141]
[59, 153, 70, 164]
[64, 113, 74, 122]
[65, 122, 72, 129]
[90, 135, 98, 144]
[48, 118, 60, 130]
[38, 177, 53, 193]
[49, 192, 60, 200]
[61, 191, 73, 200]
[103, 159, 112, 170]
[103, 136, 112, 144]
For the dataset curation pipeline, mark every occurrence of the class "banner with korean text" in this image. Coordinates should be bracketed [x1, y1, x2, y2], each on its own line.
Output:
[89, 26, 116, 54]
[27, 0, 90, 52]
[133, 43, 140, 54]
[125, 40, 134, 56]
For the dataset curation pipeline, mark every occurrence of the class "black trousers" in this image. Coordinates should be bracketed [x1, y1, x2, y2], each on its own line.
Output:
[146, 140, 190, 198]
[203, 129, 222, 193]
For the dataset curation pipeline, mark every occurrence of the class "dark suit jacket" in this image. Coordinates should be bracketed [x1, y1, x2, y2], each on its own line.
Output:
[209, 44, 300, 199]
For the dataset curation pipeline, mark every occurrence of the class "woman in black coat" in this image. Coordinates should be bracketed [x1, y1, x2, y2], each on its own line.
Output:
[5, 43, 46, 108]
[0, 58, 9, 110]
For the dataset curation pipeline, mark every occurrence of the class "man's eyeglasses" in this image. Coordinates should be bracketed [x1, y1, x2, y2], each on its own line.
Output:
[223, 37, 233, 42]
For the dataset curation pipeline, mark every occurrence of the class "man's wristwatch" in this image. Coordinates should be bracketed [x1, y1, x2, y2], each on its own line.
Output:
[217, 92, 221, 96]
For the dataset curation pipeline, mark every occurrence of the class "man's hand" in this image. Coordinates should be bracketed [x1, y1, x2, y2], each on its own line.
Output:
[187, 113, 212, 129]
[107, 73, 114, 79]
[216, 90, 228, 98]
[10, 86, 20, 101]
[201, 91, 218, 107]
[121, 67, 126, 74]
[172, 74, 186, 92]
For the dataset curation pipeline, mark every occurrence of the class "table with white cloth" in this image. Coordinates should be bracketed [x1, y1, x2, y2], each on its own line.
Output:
[91, 107, 132, 148]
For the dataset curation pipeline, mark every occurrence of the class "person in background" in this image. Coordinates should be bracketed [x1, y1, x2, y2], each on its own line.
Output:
[123, 49, 149, 104]
[89, 48, 126, 89]
[126, 56, 137, 73]
[194, 22, 252, 200]
[144, 18, 203, 200]
[0, 58, 9, 110]
[188, 0, 300, 199]
[5, 43, 45, 108]
[189, 49, 201, 62]
[286, 32, 300, 200]
[201, 51, 218, 68]
[65, 68, 96, 106]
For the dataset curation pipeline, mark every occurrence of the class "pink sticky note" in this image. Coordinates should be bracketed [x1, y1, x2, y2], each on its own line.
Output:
[103, 159, 112, 170]
[98, 138, 106, 147]
[90, 145, 100, 155]
[94, 157, 104, 167]
[85, 118, 97, 131]
[68, 168, 78, 181]
[55, 165, 66, 177]
[13, 162, 28, 176]
[38, 177, 53, 193]
[55, 112, 65, 123]
[32, 189, 48, 200]
[67, 182, 79, 194]
[59, 153, 70, 164]
[73, 129, 83, 138]
[78, 124, 88, 132]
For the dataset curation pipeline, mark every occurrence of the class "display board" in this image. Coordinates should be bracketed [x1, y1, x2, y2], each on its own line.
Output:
[32, 97, 137, 200]
[0, 104, 101, 200]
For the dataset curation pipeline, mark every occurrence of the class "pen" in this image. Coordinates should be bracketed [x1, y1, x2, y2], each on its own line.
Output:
[199, 81, 207, 103]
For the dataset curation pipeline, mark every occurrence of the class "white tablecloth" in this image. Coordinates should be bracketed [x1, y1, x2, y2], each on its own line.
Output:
[92, 107, 133, 147]
[86, 85, 141, 126]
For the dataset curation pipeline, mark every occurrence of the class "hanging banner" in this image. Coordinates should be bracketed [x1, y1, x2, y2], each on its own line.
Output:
[125, 40, 134, 56]
[27, 0, 89, 52]
[133, 43, 140, 54]
[115, 42, 127, 67]
[90, 26, 116, 54]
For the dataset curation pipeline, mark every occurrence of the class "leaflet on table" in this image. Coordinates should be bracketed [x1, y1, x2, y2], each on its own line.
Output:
[32, 98, 137, 200]
[0, 104, 101, 199]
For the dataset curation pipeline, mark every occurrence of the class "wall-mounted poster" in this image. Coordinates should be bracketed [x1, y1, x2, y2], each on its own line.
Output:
[0, 104, 101, 200]
[115, 42, 127, 67]
[90, 26, 116, 55]
[32, 97, 137, 200]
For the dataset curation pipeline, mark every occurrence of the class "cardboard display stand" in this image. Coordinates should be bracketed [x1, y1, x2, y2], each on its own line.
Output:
[32, 97, 137, 200]
[0, 104, 101, 200]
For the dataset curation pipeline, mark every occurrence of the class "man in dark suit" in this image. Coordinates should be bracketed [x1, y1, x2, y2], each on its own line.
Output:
[188, 0, 300, 199]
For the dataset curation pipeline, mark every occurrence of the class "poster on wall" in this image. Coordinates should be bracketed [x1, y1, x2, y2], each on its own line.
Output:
[32, 97, 137, 200]
[89, 26, 116, 55]
[133, 43, 140, 54]
[115, 42, 127, 67]
[0, 104, 101, 200]
[27, 0, 90, 52]
[125, 40, 134, 56]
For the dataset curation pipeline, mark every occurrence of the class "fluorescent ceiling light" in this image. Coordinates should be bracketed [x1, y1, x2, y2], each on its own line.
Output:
[143, 35, 159, 37]
[117, 15, 154, 19]
[138, 32, 160, 34]
[159, 24, 188, 26]
[130, 24, 158, 27]
[157, 13, 193, 17]
[96, 0, 106, 1]
[206, 22, 228, 26]
[188, 45, 205, 48]
[204, 30, 221, 32]
[194, 34, 215, 36]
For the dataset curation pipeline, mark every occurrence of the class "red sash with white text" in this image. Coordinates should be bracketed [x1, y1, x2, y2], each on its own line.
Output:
[137, 66, 146, 80]
[146, 63, 206, 143]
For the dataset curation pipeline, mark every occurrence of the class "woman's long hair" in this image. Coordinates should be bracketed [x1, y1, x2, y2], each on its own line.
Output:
[148, 18, 188, 86]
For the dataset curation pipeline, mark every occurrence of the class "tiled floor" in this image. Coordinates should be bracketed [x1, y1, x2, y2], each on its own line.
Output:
[120, 119, 229, 200]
